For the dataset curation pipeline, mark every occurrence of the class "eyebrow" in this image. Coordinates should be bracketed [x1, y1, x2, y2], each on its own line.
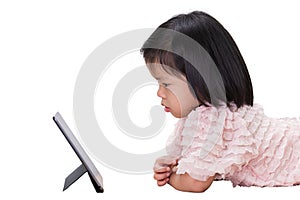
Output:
[154, 77, 167, 82]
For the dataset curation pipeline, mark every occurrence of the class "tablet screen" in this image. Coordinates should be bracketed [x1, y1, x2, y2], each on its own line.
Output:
[53, 112, 104, 193]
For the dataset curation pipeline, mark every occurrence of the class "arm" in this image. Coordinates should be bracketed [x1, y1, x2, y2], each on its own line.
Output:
[153, 156, 215, 192]
[168, 172, 215, 193]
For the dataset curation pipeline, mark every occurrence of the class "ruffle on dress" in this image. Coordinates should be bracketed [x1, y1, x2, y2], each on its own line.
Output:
[166, 103, 300, 187]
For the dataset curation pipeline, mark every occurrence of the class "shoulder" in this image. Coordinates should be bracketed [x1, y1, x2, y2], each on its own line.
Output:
[181, 102, 264, 150]
[185, 102, 265, 125]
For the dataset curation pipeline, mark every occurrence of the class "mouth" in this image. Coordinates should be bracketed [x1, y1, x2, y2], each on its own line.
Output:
[164, 106, 171, 112]
[162, 103, 171, 112]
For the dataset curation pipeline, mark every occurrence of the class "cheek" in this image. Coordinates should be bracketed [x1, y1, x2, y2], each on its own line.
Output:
[169, 85, 194, 103]
[167, 87, 182, 104]
[169, 85, 198, 113]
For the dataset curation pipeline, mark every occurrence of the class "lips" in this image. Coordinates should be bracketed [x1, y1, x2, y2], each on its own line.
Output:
[164, 106, 171, 112]
[162, 103, 171, 112]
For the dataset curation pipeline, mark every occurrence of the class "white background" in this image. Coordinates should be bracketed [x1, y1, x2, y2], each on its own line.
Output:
[1, 0, 300, 199]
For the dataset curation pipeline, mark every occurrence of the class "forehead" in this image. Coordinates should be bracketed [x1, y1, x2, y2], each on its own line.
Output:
[146, 63, 185, 81]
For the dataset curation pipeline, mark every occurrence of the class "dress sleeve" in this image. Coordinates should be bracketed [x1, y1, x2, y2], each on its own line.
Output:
[174, 105, 259, 181]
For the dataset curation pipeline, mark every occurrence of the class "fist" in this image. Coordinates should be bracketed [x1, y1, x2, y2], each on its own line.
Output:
[153, 156, 178, 186]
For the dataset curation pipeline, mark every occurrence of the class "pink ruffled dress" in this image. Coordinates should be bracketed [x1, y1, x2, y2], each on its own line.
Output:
[166, 103, 300, 187]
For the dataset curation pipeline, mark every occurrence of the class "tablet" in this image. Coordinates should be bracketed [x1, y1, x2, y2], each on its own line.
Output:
[53, 112, 104, 193]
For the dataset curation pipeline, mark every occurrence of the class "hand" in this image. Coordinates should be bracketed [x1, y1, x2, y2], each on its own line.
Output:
[153, 156, 178, 186]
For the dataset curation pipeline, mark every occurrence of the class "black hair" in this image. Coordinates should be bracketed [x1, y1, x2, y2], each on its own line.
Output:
[140, 11, 253, 108]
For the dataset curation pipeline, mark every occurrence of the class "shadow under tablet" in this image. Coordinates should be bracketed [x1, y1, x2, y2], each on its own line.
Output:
[53, 112, 104, 193]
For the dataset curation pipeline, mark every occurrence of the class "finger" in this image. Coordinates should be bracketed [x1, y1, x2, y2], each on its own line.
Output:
[153, 172, 170, 181]
[153, 166, 170, 173]
[157, 178, 169, 186]
[157, 156, 177, 165]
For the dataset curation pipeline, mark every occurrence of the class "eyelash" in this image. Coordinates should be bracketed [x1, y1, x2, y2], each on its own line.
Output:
[161, 83, 170, 87]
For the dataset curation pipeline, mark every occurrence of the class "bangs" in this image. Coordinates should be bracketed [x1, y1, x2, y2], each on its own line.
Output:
[141, 48, 184, 78]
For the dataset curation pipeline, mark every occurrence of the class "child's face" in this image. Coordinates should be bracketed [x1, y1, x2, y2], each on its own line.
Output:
[147, 64, 200, 118]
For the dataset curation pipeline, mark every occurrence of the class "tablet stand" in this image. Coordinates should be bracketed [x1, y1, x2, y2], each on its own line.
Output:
[63, 164, 86, 191]
[63, 164, 103, 193]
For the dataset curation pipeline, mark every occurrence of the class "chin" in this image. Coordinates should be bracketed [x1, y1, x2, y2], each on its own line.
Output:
[171, 112, 184, 118]
[172, 110, 192, 118]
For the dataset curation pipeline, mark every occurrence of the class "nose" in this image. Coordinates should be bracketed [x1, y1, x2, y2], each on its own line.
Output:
[157, 85, 166, 99]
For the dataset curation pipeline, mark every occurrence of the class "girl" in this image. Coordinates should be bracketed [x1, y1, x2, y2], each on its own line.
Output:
[140, 11, 300, 192]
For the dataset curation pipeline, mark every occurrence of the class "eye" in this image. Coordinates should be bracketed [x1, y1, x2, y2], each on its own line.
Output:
[161, 83, 170, 87]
